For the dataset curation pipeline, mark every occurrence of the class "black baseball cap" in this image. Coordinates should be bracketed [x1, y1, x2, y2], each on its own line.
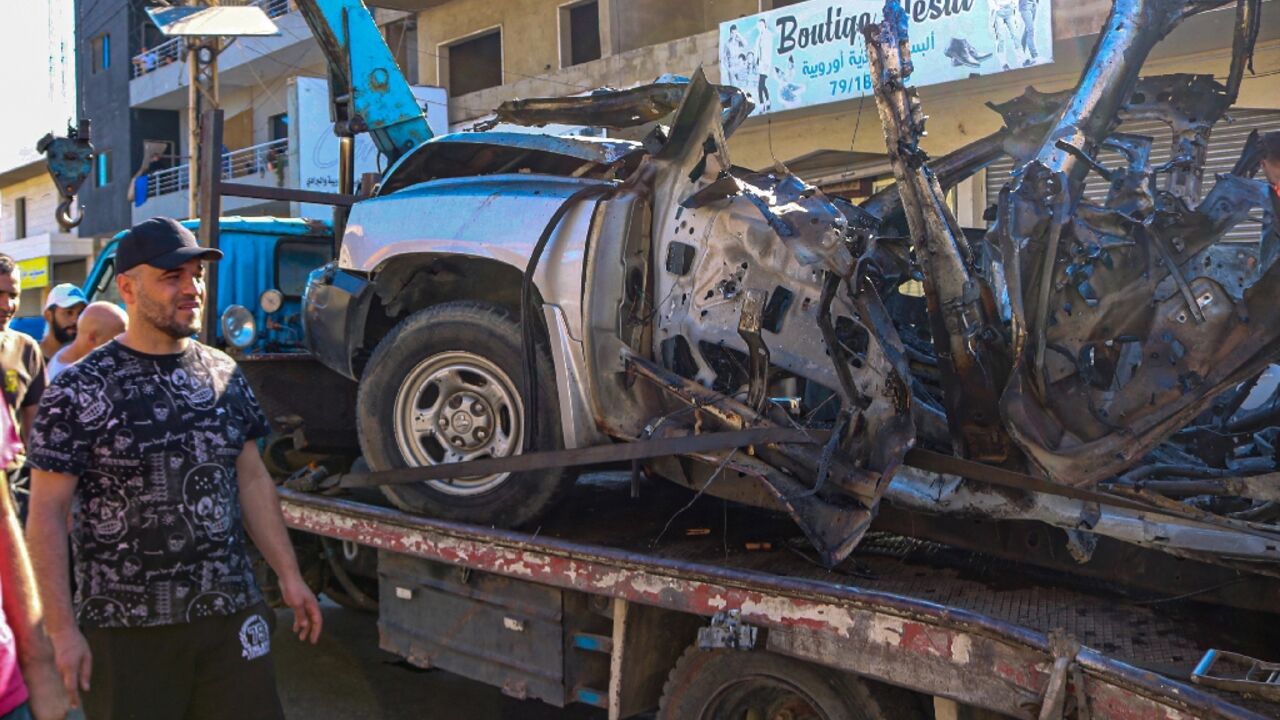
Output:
[115, 217, 224, 274]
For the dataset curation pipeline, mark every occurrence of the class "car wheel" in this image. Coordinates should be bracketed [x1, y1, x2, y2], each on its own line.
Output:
[658, 645, 920, 720]
[357, 301, 571, 528]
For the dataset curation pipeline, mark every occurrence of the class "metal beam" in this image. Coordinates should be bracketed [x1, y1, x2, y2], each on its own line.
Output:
[278, 490, 1268, 720]
[217, 182, 358, 207]
[338, 428, 820, 488]
[196, 108, 223, 345]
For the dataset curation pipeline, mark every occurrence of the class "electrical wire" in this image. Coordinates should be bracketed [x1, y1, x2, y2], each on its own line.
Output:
[411, 44, 597, 94]
[1131, 577, 1250, 605]
[235, 36, 490, 118]
[238, 42, 306, 110]
[848, 92, 866, 154]
[74, 0, 115, 44]
[651, 449, 739, 549]
[231, 16, 604, 109]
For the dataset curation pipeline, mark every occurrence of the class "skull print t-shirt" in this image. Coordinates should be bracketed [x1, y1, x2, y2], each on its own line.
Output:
[28, 340, 271, 629]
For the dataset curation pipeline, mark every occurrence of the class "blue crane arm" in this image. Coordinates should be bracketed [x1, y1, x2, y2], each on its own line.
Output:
[293, 0, 434, 164]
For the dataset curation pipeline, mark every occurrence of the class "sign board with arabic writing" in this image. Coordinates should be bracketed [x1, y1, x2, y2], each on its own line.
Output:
[289, 76, 448, 219]
[719, 0, 1052, 116]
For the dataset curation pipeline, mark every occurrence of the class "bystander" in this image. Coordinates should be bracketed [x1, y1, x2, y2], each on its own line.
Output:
[25, 218, 321, 719]
[46, 304, 126, 382]
[0, 390, 67, 719]
[0, 257, 45, 452]
[38, 286, 87, 365]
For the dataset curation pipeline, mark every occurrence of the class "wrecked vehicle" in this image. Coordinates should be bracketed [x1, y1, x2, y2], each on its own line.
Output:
[304, 0, 1280, 581]
[862, 0, 1280, 578]
[306, 79, 911, 563]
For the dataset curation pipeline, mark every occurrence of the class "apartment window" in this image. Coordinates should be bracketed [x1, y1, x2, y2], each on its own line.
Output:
[269, 113, 289, 142]
[95, 151, 112, 187]
[444, 30, 502, 97]
[13, 198, 25, 240]
[91, 34, 110, 73]
[561, 1, 601, 67]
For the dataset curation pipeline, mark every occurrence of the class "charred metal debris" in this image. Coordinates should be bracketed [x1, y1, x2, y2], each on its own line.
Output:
[858, 0, 1280, 574]
[389, 0, 1280, 574]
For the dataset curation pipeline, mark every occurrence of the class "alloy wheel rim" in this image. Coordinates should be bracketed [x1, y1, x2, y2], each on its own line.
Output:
[392, 351, 523, 496]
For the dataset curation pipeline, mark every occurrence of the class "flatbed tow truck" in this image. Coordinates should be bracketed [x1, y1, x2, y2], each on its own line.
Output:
[133, 0, 1280, 716]
[275, 472, 1280, 720]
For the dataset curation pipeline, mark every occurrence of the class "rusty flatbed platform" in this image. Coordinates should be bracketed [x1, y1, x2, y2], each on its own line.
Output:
[279, 474, 1280, 719]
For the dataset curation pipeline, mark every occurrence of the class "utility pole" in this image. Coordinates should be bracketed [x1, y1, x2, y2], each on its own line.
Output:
[186, 1, 220, 218]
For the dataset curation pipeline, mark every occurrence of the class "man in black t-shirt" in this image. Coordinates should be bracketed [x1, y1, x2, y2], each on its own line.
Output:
[25, 217, 322, 719]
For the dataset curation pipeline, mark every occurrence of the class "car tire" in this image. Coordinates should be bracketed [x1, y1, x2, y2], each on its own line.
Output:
[658, 645, 920, 720]
[357, 301, 570, 528]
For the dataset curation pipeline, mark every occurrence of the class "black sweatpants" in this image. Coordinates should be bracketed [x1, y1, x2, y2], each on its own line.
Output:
[81, 603, 284, 720]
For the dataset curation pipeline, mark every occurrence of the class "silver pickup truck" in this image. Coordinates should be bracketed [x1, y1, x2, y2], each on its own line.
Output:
[303, 0, 1280, 580]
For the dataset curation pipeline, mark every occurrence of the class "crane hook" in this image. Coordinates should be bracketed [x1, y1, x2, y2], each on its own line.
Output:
[39, 121, 94, 232]
[56, 197, 83, 231]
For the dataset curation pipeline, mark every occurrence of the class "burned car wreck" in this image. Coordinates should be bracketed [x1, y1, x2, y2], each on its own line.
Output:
[306, 0, 1280, 586]
[863, 0, 1280, 575]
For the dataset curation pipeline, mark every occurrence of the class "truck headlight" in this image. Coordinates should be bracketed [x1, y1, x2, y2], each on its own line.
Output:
[259, 289, 284, 314]
[221, 305, 257, 349]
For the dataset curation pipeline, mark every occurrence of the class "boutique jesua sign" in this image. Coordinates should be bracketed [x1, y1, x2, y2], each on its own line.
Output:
[719, 0, 1053, 116]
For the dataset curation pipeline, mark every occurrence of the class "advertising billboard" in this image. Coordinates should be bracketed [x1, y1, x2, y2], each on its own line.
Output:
[719, 0, 1053, 116]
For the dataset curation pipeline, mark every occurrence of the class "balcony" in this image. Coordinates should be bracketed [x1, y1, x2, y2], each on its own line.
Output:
[131, 0, 293, 79]
[134, 138, 289, 223]
[0, 232, 95, 266]
[130, 0, 326, 110]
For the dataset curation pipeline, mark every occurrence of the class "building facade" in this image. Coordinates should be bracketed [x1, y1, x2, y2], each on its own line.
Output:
[386, 0, 1280, 227]
[73, 1, 1280, 237]
[0, 161, 95, 317]
[74, 0, 164, 238]
[74, 0, 423, 236]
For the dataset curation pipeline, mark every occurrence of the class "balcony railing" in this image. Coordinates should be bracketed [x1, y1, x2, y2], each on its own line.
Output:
[131, 0, 294, 79]
[146, 138, 288, 200]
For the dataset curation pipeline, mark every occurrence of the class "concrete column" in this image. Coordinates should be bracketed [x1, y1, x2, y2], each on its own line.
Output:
[597, 0, 615, 58]
[953, 171, 987, 229]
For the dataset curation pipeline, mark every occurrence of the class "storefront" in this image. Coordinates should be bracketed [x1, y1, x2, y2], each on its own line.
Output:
[10, 247, 94, 318]
[718, 0, 1280, 226]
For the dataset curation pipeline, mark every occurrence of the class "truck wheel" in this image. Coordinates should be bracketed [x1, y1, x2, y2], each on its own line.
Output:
[658, 646, 902, 720]
[357, 301, 569, 528]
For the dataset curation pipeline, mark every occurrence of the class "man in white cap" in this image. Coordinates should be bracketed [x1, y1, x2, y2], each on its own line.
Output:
[46, 302, 127, 381]
[39, 284, 88, 363]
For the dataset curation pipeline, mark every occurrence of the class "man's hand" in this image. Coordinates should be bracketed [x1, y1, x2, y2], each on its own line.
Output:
[279, 573, 322, 644]
[23, 649, 69, 720]
[236, 443, 323, 645]
[48, 628, 90, 710]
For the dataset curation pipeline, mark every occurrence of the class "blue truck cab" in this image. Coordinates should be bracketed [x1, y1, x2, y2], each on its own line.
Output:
[18, 217, 353, 448]
[33, 216, 333, 353]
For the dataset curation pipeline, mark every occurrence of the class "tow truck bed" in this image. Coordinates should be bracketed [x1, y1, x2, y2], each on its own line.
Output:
[279, 474, 1280, 719]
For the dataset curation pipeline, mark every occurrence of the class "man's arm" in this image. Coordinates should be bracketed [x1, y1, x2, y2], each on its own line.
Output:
[20, 344, 47, 448]
[23, 469, 82, 714]
[236, 443, 321, 643]
[19, 406, 36, 448]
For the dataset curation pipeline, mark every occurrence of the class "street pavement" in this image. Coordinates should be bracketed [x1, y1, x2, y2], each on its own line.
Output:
[272, 601, 608, 719]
